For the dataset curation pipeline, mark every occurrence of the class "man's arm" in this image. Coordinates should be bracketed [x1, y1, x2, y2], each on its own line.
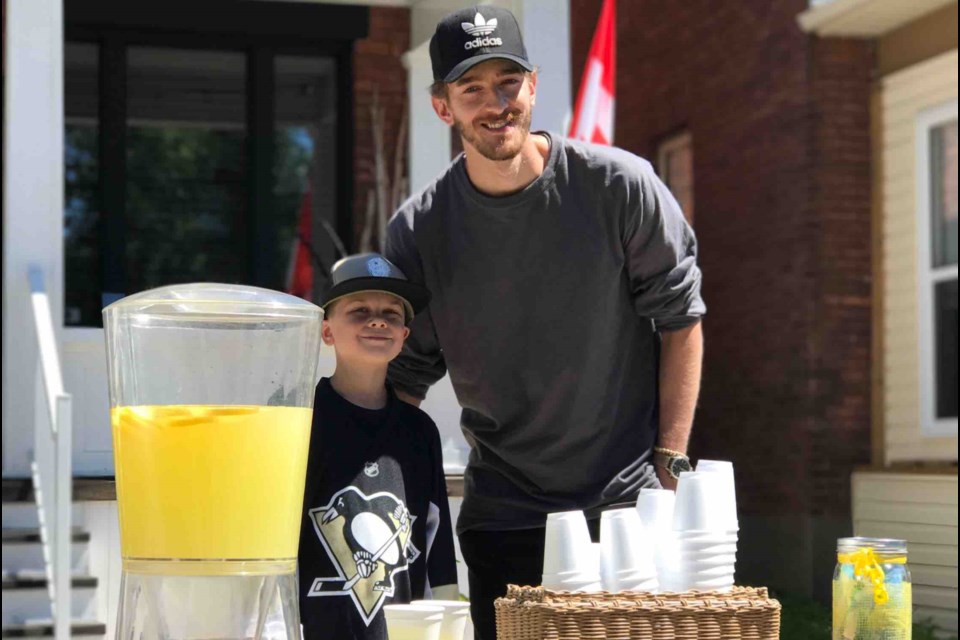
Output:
[656, 321, 703, 490]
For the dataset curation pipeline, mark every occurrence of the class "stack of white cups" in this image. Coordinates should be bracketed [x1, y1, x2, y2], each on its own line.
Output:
[666, 460, 739, 592]
[383, 604, 445, 640]
[409, 600, 472, 640]
[541, 510, 602, 592]
[599, 508, 658, 592]
[635, 488, 678, 587]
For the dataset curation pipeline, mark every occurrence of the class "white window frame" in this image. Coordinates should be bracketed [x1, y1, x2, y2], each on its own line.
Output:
[915, 99, 958, 438]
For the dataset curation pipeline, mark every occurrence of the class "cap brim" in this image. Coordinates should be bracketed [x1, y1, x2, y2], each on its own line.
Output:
[321, 277, 431, 322]
[443, 53, 534, 83]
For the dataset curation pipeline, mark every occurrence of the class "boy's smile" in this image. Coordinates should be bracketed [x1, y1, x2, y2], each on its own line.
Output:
[322, 292, 410, 366]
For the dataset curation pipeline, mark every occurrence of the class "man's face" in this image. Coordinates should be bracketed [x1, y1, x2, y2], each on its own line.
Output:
[433, 60, 536, 162]
[321, 292, 410, 366]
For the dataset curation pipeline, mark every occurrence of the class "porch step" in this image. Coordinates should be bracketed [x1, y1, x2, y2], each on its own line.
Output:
[1, 574, 99, 626]
[1, 620, 106, 638]
[1, 529, 90, 545]
[1, 575, 98, 591]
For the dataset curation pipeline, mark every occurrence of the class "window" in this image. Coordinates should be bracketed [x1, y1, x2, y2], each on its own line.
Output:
[917, 101, 958, 437]
[63, 41, 339, 327]
[65, 42, 101, 326]
[656, 131, 694, 225]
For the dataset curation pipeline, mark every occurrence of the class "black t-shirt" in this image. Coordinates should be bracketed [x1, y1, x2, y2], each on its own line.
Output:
[298, 378, 457, 640]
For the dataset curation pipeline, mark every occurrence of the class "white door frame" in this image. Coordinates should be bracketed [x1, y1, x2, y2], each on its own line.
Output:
[3, 0, 66, 477]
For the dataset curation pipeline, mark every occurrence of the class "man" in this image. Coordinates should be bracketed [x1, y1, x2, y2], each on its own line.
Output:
[384, 5, 705, 639]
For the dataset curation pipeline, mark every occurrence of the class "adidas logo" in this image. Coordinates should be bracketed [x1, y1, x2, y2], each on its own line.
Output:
[464, 35, 503, 50]
[461, 12, 497, 36]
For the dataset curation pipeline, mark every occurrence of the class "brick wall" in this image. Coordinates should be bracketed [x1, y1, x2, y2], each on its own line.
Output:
[571, 0, 873, 575]
[352, 6, 411, 249]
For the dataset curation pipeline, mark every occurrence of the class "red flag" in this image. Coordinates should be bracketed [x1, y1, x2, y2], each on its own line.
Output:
[286, 187, 314, 299]
[569, 0, 615, 145]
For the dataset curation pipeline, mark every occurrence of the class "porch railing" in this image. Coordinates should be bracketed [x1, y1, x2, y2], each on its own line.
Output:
[28, 266, 72, 640]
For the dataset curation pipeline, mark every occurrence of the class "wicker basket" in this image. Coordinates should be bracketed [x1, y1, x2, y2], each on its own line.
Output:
[494, 585, 781, 640]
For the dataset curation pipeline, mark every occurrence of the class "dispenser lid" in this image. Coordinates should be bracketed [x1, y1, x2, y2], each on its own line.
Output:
[103, 283, 323, 322]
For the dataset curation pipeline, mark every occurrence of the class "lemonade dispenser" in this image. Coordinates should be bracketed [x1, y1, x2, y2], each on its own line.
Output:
[103, 284, 322, 639]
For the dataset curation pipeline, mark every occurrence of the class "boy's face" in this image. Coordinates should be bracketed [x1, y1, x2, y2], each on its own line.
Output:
[321, 292, 410, 366]
[432, 59, 536, 162]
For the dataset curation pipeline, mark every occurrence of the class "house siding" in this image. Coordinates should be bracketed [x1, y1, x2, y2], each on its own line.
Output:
[880, 48, 958, 463]
[853, 471, 959, 634]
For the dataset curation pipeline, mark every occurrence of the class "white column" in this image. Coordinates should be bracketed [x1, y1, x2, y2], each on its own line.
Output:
[3, 0, 65, 476]
[402, 41, 452, 194]
[512, 0, 572, 134]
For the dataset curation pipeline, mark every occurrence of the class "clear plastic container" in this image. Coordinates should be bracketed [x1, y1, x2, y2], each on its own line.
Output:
[104, 283, 322, 639]
[833, 537, 911, 640]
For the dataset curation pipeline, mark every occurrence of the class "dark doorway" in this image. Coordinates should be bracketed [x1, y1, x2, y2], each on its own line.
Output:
[63, 1, 366, 326]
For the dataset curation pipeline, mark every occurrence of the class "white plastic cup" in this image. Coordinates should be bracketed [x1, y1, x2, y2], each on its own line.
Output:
[543, 511, 596, 578]
[541, 573, 603, 592]
[675, 574, 735, 590]
[410, 600, 471, 640]
[603, 566, 659, 592]
[676, 551, 737, 566]
[672, 472, 737, 531]
[660, 570, 734, 593]
[676, 540, 737, 553]
[674, 531, 738, 543]
[673, 563, 736, 578]
[695, 459, 734, 476]
[694, 460, 738, 528]
[383, 604, 444, 640]
[599, 509, 656, 591]
[636, 489, 676, 533]
[619, 576, 659, 593]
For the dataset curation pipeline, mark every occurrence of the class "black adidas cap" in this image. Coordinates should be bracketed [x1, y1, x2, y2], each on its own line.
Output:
[430, 5, 534, 83]
[321, 253, 430, 323]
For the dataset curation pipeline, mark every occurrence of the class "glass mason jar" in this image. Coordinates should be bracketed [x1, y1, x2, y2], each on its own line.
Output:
[833, 537, 911, 640]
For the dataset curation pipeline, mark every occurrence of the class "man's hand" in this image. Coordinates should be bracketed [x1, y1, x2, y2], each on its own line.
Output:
[655, 465, 678, 491]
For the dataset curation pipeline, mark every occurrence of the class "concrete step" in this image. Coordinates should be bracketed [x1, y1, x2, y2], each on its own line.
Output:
[2, 529, 90, 544]
[1, 619, 106, 638]
[1, 576, 98, 626]
[1, 575, 97, 591]
[0, 542, 89, 576]
[1, 504, 85, 531]
[2, 527, 91, 577]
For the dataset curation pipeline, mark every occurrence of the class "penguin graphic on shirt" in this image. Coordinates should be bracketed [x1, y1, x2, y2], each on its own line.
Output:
[307, 486, 421, 625]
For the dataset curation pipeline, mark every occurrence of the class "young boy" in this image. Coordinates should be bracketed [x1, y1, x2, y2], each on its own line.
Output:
[298, 253, 459, 640]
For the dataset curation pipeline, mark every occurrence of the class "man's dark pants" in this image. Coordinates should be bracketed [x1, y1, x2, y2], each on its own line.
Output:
[458, 520, 601, 640]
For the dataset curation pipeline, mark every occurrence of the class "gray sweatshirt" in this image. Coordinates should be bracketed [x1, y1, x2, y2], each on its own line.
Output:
[385, 133, 705, 533]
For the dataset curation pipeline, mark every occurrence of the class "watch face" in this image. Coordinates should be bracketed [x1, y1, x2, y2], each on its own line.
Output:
[669, 457, 692, 478]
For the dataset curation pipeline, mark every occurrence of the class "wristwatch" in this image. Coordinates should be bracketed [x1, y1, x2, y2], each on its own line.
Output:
[653, 446, 692, 479]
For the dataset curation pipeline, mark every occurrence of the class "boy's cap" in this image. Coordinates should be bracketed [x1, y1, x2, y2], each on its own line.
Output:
[430, 5, 534, 83]
[321, 253, 430, 322]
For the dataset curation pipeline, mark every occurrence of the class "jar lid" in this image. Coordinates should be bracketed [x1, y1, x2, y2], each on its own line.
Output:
[837, 537, 907, 555]
[103, 283, 322, 323]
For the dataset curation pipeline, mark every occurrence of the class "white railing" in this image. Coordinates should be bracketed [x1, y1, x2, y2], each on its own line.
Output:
[28, 266, 72, 640]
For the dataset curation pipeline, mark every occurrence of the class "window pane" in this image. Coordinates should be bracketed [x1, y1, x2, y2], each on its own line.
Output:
[274, 55, 337, 302]
[64, 42, 101, 327]
[931, 120, 958, 268]
[935, 279, 959, 419]
[657, 134, 694, 225]
[126, 47, 247, 293]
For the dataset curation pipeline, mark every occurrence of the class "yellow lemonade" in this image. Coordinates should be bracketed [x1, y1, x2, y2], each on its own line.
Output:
[112, 405, 312, 567]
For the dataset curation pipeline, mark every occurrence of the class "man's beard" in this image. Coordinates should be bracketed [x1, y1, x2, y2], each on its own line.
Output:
[455, 107, 532, 161]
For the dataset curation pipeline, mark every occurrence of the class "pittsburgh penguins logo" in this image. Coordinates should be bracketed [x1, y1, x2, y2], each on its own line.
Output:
[307, 486, 420, 625]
